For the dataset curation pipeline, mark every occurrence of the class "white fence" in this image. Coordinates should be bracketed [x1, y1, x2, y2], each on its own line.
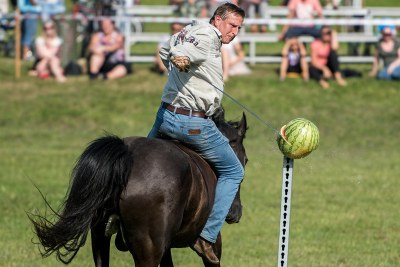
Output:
[116, 5, 400, 64]
[3, 5, 398, 64]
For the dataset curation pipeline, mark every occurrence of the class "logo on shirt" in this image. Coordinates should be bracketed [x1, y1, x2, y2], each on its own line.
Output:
[175, 29, 200, 47]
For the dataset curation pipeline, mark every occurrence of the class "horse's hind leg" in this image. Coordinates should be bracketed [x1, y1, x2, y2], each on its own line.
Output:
[91, 222, 111, 267]
[202, 233, 222, 267]
[129, 242, 166, 267]
[124, 231, 167, 267]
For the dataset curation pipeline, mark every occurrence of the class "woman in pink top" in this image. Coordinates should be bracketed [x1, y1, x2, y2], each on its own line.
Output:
[88, 18, 132, 80]
[279, 0, 324, 40]
[309, 26, 347, 89]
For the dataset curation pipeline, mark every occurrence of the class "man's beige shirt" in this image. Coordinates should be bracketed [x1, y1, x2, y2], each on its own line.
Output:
[159, 20, 223, 116]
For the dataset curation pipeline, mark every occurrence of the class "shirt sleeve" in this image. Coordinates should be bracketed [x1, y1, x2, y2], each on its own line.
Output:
[159, 35, 172, 69]
[169, 27, 214, 64]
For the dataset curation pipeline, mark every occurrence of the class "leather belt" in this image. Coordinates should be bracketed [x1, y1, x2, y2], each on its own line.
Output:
[162, 102, 208, 118]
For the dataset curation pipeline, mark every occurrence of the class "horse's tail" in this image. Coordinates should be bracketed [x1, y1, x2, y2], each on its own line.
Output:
[28, 135, 133, 264]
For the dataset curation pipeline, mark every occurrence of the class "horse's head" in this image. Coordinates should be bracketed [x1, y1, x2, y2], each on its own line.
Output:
[212, 107, 248, 167]
[212, 107, 248, 224]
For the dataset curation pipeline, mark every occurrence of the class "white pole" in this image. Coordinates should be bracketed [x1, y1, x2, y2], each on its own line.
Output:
[277, 156, 294, 267]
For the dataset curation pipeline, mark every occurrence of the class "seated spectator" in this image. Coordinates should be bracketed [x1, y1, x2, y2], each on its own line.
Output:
[278, 0, 324, 41]
[309, 26, 347, 89]
[209, 0, 230, 15]
[241, 0, 270, 33]
[33, 20, 66, 82]
[88, 18, 132, 80]
[279, 38, 309, 81]
[369, 26, 400, 80]
[221, 37, 251, 81]
[153, 22, 184, 75]
[177, 0, 208, 18]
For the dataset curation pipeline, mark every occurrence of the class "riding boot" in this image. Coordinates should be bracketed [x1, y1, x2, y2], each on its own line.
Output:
[191, 237, 220, 264]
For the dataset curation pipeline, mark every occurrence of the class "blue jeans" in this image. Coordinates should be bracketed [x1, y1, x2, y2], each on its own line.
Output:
[377, 66, 400, 80]
[148, 105, 244, 243]
[21, 16, 38, 47]
[285, 26, 321, 39]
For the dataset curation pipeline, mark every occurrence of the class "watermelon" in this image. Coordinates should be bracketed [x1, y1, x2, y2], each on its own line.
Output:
[277, 118, 320, 159]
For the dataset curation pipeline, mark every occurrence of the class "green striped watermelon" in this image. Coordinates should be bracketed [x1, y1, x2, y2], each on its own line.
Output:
[277, 118, 320, 159]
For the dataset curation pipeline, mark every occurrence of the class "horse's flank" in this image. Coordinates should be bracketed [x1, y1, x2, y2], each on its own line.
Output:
[121, 137, 217, 248]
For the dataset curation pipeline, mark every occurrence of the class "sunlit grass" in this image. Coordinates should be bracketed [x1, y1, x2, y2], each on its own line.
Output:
[1, 57, 399, 266]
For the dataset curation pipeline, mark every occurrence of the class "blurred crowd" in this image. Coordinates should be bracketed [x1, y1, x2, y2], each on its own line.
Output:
[0, 0, 399, 85]
[162, 0, 400, 87]
[1, 0, 136, 82]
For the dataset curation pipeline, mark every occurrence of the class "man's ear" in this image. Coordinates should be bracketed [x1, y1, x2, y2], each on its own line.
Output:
[213, 15, 222, 27]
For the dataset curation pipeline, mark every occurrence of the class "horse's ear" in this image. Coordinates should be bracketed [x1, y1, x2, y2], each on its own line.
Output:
[212, 106, 225, 124]
[237, 112, 247, 137]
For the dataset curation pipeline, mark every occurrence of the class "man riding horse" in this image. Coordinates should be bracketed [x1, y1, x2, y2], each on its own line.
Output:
[147, 3, 246, 264]
[28, 3, 248, 267]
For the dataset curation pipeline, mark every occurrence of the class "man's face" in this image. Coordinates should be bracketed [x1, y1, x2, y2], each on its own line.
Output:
[213, 13, 243, 44]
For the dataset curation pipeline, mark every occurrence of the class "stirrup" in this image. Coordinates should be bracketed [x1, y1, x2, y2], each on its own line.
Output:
[105, 214, 120, 237]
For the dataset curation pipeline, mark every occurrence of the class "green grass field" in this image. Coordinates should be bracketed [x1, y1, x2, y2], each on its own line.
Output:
[1, 54, 400, 267]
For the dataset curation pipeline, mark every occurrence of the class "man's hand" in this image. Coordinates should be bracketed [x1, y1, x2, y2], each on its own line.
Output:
[171, 56, 190, 72]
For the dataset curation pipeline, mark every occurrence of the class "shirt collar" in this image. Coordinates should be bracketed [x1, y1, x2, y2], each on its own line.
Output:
[191, 20, 222, 43]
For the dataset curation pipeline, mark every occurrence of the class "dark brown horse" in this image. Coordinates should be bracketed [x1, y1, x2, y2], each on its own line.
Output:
[29, 108, 248, 267]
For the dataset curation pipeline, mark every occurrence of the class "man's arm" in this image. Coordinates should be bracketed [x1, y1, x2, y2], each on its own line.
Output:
[159, 37, 172, 69]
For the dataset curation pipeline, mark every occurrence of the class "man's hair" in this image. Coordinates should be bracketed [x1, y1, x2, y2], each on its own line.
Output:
[209, 3, 245, 24]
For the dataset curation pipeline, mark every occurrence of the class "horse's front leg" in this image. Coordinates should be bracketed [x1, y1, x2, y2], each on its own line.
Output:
[225, 187, 243, 224]
[91, 221, 111, 267]
[160, 248, 174, 267]
[202, 233, 222, 267]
